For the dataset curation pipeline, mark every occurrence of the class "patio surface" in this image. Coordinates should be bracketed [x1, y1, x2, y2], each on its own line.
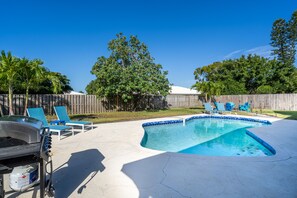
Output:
[4, 114, 297, 198]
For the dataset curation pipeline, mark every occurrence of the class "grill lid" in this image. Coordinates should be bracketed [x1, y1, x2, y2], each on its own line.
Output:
[0, 116, 43, 144]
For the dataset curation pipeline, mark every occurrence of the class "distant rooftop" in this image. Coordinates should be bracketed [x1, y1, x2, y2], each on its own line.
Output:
[64, 91, 85, 95]
[170, 86, 200, 95]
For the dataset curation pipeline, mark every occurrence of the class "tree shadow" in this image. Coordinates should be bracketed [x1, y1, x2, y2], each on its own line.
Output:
[53, 149, 105, 197]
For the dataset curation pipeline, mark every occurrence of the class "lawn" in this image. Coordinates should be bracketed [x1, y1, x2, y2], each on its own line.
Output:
[70, 108, 204, 123]
[252, 109, 297, 120]
[47, 108, 297, 124]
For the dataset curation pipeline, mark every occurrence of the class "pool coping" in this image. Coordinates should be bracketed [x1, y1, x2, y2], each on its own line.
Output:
[142, 115, 272, 127]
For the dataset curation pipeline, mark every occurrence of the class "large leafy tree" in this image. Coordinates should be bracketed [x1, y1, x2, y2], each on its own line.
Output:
[193, 55, 297, 95]
[85, 80, 97, 95]
[87, 33, 170, 109]
[244, 55, 275, 93]
[0, 50, 21, 115]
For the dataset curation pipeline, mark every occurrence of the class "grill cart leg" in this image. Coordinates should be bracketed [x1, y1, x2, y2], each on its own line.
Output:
[0, 174, 4, 198]
[39, 160, 45, 198]
[45, 158, 55, 197]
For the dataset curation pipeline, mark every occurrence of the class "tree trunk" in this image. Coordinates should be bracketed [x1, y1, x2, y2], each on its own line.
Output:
[8, 85, 14, 115]
[133, 95, 141, 111]
[23, 87, 29, 116]
[116, 95, 119, 111]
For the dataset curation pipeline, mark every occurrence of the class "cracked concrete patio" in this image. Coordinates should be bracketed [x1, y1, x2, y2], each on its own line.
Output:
[5, 114, 297, 197]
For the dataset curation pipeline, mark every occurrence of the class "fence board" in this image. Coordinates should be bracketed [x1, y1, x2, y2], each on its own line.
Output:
[166, 94, 201, 108]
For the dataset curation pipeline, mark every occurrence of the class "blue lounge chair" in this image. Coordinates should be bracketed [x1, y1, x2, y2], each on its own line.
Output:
[215, 102, 226, 114]
[54, 106, 93, 132]
[27, 107, 74, 140]
[239, 102, 250, 112]
[225, 102, 235, 111]
[203, 103, 216, 114]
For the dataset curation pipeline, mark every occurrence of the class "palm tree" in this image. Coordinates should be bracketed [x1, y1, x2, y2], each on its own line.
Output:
[0, 51, 20, 115]
[193, 81, 224, 102]
[19, 58, 46, 115]
[46, 72, 63, 94]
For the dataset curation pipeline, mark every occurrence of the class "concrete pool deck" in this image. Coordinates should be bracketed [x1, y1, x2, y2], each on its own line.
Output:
[5, 114, 297, 197]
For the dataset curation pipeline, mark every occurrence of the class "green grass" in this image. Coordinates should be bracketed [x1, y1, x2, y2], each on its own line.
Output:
[252, 109, 297, 120]
[69, 108, 204, 124]
[46, 108, 297, 124]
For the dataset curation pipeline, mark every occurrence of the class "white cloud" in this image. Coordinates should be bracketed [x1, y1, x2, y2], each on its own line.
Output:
[245, 45, 274, 58]
[223, 45, 275, 60]
[223, 49, 244, 59]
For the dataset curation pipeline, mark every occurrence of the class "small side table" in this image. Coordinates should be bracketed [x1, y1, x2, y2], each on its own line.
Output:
[50, 120, 65, 125]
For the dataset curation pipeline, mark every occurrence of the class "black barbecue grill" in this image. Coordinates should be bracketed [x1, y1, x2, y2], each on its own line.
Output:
[0, 116, 54, 198]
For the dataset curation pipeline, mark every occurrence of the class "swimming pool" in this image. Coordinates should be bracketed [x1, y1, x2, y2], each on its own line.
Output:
[141, 116, 275, 156]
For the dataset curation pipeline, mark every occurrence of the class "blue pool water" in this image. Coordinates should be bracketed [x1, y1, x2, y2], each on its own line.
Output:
[141, 117, 275, 156]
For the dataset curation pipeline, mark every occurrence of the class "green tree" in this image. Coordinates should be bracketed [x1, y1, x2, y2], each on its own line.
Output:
[244, 55, 275, 93]
[0, 50, 73, 115]
[271, 10, 297, 66]
[193, 81, 224, 102]
[0, 50, 20, 115]
[271, 19, 291, 65]
[270, 61, 296, 93]
[47, 72, 72, 94]
[18, 58, 46, 115]
[88, 33, 170, 110]
[222, 80, 247, 95]
[85, 79, 98, 95]
[30, 71, 73, 94]
[256, 85, 273, 94]
[194, 58, 249, 94]
[193, 55, 296, 95]
[288, 10, 297, 65]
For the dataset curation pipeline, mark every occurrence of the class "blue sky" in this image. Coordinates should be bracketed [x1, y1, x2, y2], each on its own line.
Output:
[0, 0, 296, 92]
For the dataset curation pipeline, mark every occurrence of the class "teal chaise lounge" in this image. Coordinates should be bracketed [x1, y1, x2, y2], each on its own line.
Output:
[215, 102, 226, 114]
[54, 106, 93, 132]
[27, 107, 74, 140]
[203, 103, 216, 114]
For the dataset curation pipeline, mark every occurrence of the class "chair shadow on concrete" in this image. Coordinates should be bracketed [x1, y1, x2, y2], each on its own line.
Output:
[53, 149, 105, 198]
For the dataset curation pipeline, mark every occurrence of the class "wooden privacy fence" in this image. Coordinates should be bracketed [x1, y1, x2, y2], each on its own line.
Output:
[1, 93, 296, 115]
[216, 94, 297, 111]
[0, 94, 201, 116]
[0, 94, 113, 116]
[0, 94, 172, 116]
